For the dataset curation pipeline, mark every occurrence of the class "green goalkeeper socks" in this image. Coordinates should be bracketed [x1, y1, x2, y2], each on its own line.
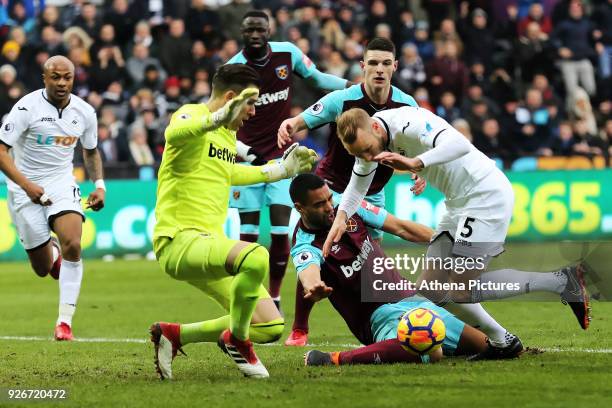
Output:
[229, 244, 269, 341]
[180, 317, 284, 345]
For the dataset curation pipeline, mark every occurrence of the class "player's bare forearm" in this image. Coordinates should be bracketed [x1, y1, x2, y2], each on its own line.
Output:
[83, 148, 104, 181]
[299, 264, 332, 302]
[278, 116, 307, 148]
[382, 213, 433, 243]
[0, 144, 31, 189]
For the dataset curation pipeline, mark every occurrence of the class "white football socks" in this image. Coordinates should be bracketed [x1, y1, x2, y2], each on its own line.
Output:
[57, 259, 83, 326]
[445, 302, 509, 347]
[477, 269, 568, 301]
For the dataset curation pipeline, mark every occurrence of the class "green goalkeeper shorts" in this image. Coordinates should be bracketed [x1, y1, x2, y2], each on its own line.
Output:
[154, 230, 270, 310]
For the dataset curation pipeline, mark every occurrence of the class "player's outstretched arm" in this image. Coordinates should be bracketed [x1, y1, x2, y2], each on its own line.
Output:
[0, 143, 50, 205]
[277, 115, 307, 149]
[231, 143, 317, 186]
[83, 148, 106, 211]
[381, 213, 434, 243]
[299, 264, 333, 302]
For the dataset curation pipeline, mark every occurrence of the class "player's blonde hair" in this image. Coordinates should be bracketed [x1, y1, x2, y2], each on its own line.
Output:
[337, 108, 371, 145]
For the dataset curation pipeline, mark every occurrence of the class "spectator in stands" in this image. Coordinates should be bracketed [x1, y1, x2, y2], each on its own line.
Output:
[568, 86, 598, 136]
[573, 119, 606, 157]
[37, 5, 64, 36]
[67, 47, 91, 98]
[160, 19, 193, 77]
[422, 0, 452, 32]
[397, 10, 416, 45]
[127, 43, 166, 86]
[426, 41, 469, 106]
[189, 79, 211, 103]
[128, 126, 155, 166]
[433, 18, 463, 56]
[516, 21, 552, 82]
[62, 26, 93, 60]
[518, 2, 553, 36]
[97, 123, 119, 164]
[551, 121, 578, 156]
[414, 86, 434, 112]
[413, 21, 435, 62]
[0, 40, 24, 73]
[474, 118, 514, 161]
[436, 91, 461, 124]
[60, 0, 86, 32]
[161, 76, 187, 115]
[137, 64, 164, 94]
[38, 25, 66, 55]
[551, 0, 597, 97]
[452, 118, 473, 142]
[186, 0, 222, 49]
[458, 7, 495, 70]
[73, 1, 102, 39]
[7, 1, 36, 36]
[103, 0, 136, 47]
[514, 88, 553, 156]
[89, 31, 126, 93]
[0, 64, 19, 116]
[129, 20, 156, 57]
[395, 43, 426, 93]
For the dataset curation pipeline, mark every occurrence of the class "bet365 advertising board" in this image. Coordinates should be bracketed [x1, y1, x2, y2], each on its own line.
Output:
[1, 170, 611, 260]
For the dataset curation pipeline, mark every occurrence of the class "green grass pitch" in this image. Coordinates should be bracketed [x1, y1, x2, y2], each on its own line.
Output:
[0, 243, 611, 407]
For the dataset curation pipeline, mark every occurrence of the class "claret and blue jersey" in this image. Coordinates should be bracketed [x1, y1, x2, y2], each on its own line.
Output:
[301, 83, 417, 195]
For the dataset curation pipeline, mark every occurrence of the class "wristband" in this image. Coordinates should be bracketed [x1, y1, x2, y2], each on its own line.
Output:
[94, 179, 106, 191]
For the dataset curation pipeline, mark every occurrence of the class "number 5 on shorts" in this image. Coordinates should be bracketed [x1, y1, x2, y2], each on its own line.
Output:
[459, 217, 475, 238]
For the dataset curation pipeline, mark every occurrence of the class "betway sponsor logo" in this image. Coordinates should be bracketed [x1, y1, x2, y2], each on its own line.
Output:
[255, 87, 289, 106]
[340, 236, 374, 278]
[208, 143, 236, 163]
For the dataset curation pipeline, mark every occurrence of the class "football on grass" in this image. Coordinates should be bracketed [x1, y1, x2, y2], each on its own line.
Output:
[397, 308, 446, 355]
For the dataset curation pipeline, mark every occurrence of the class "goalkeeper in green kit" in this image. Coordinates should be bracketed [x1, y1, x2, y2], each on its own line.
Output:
[149, 64, 316, 380]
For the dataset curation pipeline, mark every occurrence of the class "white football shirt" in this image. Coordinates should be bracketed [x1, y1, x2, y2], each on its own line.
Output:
[0, 89, 98, 195]
[339, 106, 499, 217]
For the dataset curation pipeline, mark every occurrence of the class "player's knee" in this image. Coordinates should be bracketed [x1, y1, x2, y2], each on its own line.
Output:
[238, 244, 269, 282]
[60, 237, 81, 260]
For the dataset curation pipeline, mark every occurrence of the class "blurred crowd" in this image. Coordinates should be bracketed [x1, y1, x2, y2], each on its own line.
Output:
[0, 0, 611, 169]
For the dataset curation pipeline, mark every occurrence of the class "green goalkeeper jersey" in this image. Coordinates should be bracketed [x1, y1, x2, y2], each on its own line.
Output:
[153, 103, 265, 250]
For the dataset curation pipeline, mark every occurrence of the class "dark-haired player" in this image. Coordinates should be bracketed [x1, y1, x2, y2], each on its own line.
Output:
[288, 173, 491, 366]
[227, 10, 351, 311]
[149, 64, 317, 380]
[277, 37, 422, 345]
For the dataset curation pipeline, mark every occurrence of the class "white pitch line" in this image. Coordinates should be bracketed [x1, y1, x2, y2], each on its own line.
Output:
[0, 336, 611, 353]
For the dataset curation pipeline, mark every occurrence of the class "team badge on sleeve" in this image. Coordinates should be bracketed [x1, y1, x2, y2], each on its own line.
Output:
[293, 251, 314, 267]
[308, 102, 324, 115]
[275, 65, 289, 80]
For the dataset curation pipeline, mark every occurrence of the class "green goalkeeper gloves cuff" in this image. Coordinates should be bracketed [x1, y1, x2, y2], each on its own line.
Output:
[262, 143, 317, 182]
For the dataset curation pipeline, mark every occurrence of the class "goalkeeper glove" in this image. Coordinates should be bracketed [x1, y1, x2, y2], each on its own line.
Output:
[262, 143, 317, 182]
[236, 140, 267, 165]
[202, 87, 259, 130]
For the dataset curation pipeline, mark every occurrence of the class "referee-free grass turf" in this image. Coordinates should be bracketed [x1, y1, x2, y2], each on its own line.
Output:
[0, 243, 610, 408]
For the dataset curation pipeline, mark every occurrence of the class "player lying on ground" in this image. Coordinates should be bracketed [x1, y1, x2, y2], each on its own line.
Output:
[227, 10, 352, 311]
[325, 107, 591, 360]
[276, 37, 423, 346]
[149, 64, 317, 380]
[288, 173, 491, 365]
[0, 55, 105, 341]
